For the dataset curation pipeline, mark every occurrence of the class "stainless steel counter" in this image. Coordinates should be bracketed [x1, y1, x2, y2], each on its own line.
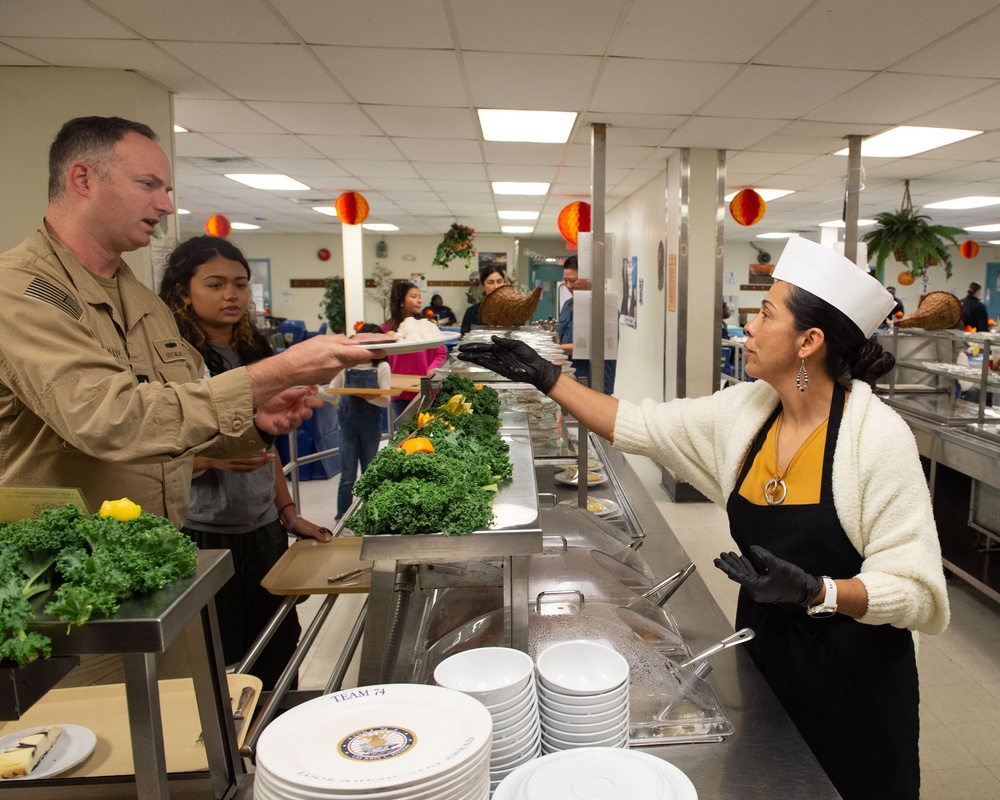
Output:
[571, 438, 841, 799]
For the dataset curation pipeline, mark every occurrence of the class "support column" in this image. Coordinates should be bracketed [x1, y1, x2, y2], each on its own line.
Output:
[0, 67, 176, 287]
[342, 223, 365, 335]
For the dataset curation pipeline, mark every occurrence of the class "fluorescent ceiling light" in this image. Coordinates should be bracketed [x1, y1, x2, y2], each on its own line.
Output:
[989, 240, 1000, 245]
[230, 222, 260, 230]
[173, 124, 188, 133]
[757, 232, 797, 239]
[492, 181, 550, 196]
[501, 225, 534, 234]
[175, 208, 191, 215]
[724, 189, 794, 202]
[312, 206, 339, 216]
[834, 126, 982, 157]
[498, 210, 540, 220]
[225, 174, 310, 191]
[967, 224, 1000, 232]
[925, 196, 1000, 210]
[819, 219, 876, 227]
[478, 109, 577, 143]
[363, 223, 399, 231]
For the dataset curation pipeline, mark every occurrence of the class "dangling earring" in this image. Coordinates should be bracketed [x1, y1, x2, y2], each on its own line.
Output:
[796, 359, 809, 392]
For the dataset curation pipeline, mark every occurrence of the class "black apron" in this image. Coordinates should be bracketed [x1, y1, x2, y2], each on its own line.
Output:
[726, 383, 920, 800]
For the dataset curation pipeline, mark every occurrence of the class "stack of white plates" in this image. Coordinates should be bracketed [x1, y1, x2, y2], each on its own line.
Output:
[254, 683, 492, 800]
[492, 747, 698, 800]
[433, 647, 541, 793]
[535, 641, 630, 753]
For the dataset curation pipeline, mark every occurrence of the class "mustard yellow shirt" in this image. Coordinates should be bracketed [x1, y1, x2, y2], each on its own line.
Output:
[739, 417, 829, 506]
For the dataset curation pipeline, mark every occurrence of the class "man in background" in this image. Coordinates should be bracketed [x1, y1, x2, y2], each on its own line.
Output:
[556, 256, 616, 394]
[885, 286, 904, 324]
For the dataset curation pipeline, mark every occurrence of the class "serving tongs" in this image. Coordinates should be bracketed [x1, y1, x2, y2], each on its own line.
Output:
[641, 562, 697, 608]
[657, 628, 755, 718]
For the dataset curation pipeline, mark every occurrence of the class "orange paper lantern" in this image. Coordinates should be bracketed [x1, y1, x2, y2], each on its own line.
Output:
[729, 189, 766, 226]
[557, 201, 591, 246]
[897, 271, 916, 286]
[205, 214, 231, 237]
[335, 192, 369, 225]
[960, 240, 980, 259]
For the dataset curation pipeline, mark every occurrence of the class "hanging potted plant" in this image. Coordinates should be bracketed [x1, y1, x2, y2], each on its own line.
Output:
[862, 180, 965, 280]
[432, 223, 476, 269]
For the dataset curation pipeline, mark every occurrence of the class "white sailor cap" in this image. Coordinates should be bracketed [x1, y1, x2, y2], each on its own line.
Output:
[771, 236, 894, 338]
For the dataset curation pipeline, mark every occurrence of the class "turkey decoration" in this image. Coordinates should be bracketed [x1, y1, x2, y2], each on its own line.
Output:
[205, 214, 232, 237]
[335, 192, 370, 225]
[729, 189, 766, 227]
[960, 240, 980, 259]
[557, 201, 591, 246]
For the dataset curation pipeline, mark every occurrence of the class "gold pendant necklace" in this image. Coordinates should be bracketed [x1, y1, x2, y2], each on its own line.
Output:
[764, 414, 787, 506]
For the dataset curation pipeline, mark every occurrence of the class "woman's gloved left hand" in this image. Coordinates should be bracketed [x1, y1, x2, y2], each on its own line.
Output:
[714, 545, 822, 606]
[457, 336, 561, 394]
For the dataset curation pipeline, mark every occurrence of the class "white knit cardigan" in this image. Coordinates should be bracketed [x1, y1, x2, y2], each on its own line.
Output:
[613, 379, 950, 635]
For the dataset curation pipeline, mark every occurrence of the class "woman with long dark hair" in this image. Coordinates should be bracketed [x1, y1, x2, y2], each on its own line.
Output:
[160, 235, 330, 689]
[459, 236, 949, 800]
[381, 280, 447, 425]
[461, 264, 507, 335]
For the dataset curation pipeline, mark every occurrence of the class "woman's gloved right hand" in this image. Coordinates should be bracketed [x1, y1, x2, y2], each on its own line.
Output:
[457, 336, 561, 394]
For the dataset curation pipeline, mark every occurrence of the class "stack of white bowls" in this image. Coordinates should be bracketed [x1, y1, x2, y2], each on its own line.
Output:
[253, 683, 491, 800]
[535, 641, 630, 753]
[433, 647, 542, 793]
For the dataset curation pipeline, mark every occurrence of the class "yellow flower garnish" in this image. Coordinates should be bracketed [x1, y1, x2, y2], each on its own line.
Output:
[474, 384, 484, 390]
[441, 393, 473, 416]
[417, 411, 435, 427]
[99, 497, 142, 522]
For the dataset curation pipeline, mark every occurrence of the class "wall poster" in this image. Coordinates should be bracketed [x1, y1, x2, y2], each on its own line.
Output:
[620, 256, 638, 329]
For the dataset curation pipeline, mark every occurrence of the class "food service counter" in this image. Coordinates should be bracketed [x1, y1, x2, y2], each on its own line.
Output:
[540, 437, 840, 799]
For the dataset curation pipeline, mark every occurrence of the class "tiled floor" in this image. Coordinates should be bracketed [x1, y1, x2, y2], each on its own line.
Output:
[290, 452, 1000, 799]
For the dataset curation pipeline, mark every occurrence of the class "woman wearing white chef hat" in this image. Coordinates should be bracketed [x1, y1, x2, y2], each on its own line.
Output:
[459, 235, 949, 800]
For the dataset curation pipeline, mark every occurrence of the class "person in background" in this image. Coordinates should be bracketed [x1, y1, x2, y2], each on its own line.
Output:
[885, 286, 904, 324]
[960, 281, 989, 331]
[459, 236, 949, 800]
[422, 294, 456, 326]
[326, 323, 391, 521]
[159, 235, 331, 690]
[383, 281, 447, 425]
[722, 302, 732, 339]
[461, 264, 507, 335]
[556, 255, 617, 394]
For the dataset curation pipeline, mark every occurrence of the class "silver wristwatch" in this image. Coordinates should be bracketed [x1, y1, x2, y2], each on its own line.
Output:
[807, 576, 838, 618]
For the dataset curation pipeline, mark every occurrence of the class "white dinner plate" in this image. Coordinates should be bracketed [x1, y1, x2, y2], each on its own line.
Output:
[556, 497, 620, 517]
[554, 470, 608, 487]
[0, 724, 97, 781]
[353, 333, 459, 355]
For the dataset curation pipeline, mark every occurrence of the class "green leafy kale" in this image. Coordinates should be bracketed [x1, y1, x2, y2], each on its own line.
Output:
[0, 505, 198, 666]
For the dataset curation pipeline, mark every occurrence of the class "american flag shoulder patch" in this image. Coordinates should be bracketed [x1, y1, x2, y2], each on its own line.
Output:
[24, 277, 84, 320]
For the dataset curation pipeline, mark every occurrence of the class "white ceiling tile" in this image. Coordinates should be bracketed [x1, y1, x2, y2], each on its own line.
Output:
[749, 133, 851, 156]
[272, 0, 453, 48]
[483, 142, 569, 166]
[392, 138, 483, 163]
[590, 59, 741, 115]
[464, 52, 602, 109]
[892, 6, 1000, 79]
[616, 0, 810, 62]
[90, 0, 295, 43]
[805, 73, 996, 125]
[0, 41, 46, 65]
[254, 159, 350, 178]
[160, 42, 349, 102]
[362, 179, 433, 193]
[313, 47, 466, 106]
[426, 180, 494, 193]
[174, 99, 285, 134]
[362, 105, 479, 139]
[909, 83, 1000, 132]
[174, 135, 245, 159]
[335, 160, 421, 179]
[726, 151, 817, 174]
[703, 66, 875, 120]
[665, 117, 788, 150]
[486, 164, 558, 183]
[414, 162, 488, 181]
[206, 133, 325, 159]
[300, 136, 404, 161]
[248, 102, 382, 136]
[0, 0, 136, 38]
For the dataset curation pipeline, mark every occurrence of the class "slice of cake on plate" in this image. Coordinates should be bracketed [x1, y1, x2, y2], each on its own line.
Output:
[0, 725, 63, 779]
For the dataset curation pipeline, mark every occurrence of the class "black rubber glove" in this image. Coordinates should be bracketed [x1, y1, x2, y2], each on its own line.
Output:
[457, 336, 562, 394]
[713, 545, 823, 607]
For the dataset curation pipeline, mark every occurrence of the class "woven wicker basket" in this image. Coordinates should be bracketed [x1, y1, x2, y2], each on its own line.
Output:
[479, 285, 543, 327]
[896, 291, 961, 330]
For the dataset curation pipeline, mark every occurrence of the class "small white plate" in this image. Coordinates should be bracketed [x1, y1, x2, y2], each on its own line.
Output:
[0, 724, 97, 780]
[556, 497, 620, 517]
[353, 333, 459, 355]
[554, 470, 608, 487]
